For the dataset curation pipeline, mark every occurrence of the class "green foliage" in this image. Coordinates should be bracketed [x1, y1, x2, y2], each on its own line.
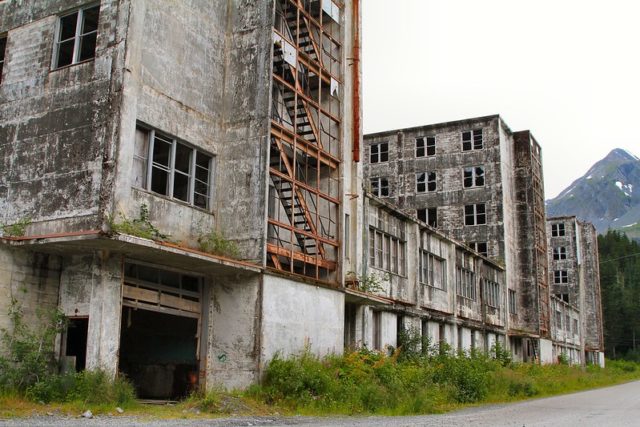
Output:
[598, 230, 640, 359]
[25, 371, 135, 406]
[557, 351, 569, 365]
[110, 204, 169, 241]
[0, 300, 135, 406]
[0, 299, 66, 392]
[345, 271, 385, 294]
[1, 217, 32, 237]
[491, 341, 512, 367]
[197, 230, 240, 259]
[251, 350, 640, 415]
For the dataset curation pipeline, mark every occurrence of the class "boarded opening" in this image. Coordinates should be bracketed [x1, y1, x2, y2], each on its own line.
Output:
[63, 318, 88, 372]
[119, 308, 198, 400]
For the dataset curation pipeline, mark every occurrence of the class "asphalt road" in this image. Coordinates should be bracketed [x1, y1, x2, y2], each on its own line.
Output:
[2, 380, 639, 427]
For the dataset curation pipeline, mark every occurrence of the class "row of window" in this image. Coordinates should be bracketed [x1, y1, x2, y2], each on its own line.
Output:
[369, 166, 486, 198]
[555, 311, 579, 335]
[368, 129, 485, 164]
[368, 228, 406, 276]
[1, 4, 100, 83]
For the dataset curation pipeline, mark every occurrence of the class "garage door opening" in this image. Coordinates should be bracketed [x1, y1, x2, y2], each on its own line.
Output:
[119, 262, 203, 401]
[119, 308, 198, 400]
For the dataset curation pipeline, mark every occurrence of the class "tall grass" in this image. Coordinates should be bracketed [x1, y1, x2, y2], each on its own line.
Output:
[249, 349, 640, 416]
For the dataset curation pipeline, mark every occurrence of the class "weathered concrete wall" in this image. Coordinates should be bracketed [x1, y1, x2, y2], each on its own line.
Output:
[578, 222, 604, 352]
[0, 0, 129, 236]
[261, 274, 344, 362]
[206, 272, 261, 389]
[0, 245, 61, 336]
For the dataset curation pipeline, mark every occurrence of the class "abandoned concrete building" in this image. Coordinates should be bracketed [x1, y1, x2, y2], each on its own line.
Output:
[0, 0, 366, 398]
[0, 0, 605, 401]
[363, 116, 605, 365]
[547, 216, 604, 366]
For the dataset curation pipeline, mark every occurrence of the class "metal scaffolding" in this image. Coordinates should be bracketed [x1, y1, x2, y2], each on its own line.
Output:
[267, 0, 343, 282]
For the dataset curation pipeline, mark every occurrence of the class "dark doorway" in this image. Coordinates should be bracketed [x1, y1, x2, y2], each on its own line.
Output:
[119, 308, 199, 400]
[65, 318, 88, 372]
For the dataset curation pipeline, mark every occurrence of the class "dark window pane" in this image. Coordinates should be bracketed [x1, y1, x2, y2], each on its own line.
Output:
[196, 152, 210, 168]
[152, 136, 172, 167]
[416, 147, 425, 157]
[56, 39, 75, 67]
[0, 37, 6, 62]
[151, 167, 169, 195]
[380, 151, 388, 162]
[417, 209, 426, 223]
[173, 172, 190, 202]
[182, 276, 200, 292]
[78, 32, 97, 61]
[174, 143, 192, 174]
[82, 7, 100, 34]
[60, 13, 78, 41]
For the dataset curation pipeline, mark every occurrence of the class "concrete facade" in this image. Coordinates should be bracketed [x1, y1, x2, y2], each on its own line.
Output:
[0, 0, 361, 396]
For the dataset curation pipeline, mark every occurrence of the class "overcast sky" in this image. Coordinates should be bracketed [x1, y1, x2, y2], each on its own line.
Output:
[362, 0, 640, 199]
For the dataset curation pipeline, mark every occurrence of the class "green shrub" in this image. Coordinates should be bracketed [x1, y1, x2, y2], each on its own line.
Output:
[197, 231, 240, 259]
[110, 204, 168, 241]
[1, 217, 32, 237]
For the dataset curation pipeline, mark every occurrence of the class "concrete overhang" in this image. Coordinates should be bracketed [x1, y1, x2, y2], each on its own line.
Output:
[1, 232, 263, 276]
[344, 288, 392, 306]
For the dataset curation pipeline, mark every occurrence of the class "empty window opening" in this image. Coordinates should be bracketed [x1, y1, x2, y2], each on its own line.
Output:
[0, 36, 6, 84]
[553, 246, 567, 260]
[417, 208, 437, 228]
[54, 4, 100, 69]
[468, 242, 488, 257]
[551, 223, 566, 237]
[416, 172, 436, 193]
[344, 303, 357, 350]
[134, 126, 213, 209]
[464, 203, 486, 226]
[416, 136, 435, 157]
[370, 177, 389, 197]
[556, 293, 569, 303]
[554, 270, 568, 284]
[370, 142, 388, 163]
[463, 166, 485, 188]
[462, 129, 483, 151]
[62, 318, 88, 373]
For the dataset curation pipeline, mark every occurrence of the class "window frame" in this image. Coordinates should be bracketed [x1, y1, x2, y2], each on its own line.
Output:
[416, 172, 436, 193]
[134, 125, 214, 210]
[463, 166, 485, 188]
[551, 223, 566, 237]
[462, 129, 483, 151]
[417, 208, 437, 228]
[483, 279, 500, 308]
[456, 266, 476, 300]
[464, 203, 487, 226]
[554, 270, 568, 284]
[370, 177, 389, 197]
[553, 246, 567, 260]
[420, 250, 446, 290]
[370, 142, 389, 164]
[508, 289, 517, 315]
[416, 136, 436, 158]
[52, 3, 101, 70]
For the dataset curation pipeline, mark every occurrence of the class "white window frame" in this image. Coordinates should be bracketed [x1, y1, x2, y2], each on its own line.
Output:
[370, 142, 389, 164]
[552, 223, 566, 237]
[370, 177, 389, 197]
[456, 266, 476, 300]
[417, 208, 437, 228]
[483, 279, 500, 308]
[52, 3, 100, 69]
[469, 242, 488, 257]
[554, 270, 568, 284]
[416, 136, 436, 158]
[553, 246, 567, 260]
[463, 166, 485, 188]
[135, 126, 214, 210]
[464, 203, 486, 226]
[420, 250, 446, 290]
[462, 129, 483, 151]
[416, 172, 436, 193]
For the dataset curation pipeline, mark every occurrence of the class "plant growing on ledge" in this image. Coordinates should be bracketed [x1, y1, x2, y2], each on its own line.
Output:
[1, 217, 32, 237]
[109, 204, 169, 241]
[345, 271, 386, 294]
[197, 230, 240, 259]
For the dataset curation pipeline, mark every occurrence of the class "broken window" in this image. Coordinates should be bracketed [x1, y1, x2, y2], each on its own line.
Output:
[134, 125, 213, 209]
[556, 293, 569, 303]
[0, 35, 6, 84]
[554, 270, 568, 284]
[463, 166, 485, 188]
[417, 208, 437, 228]
[468, 242, 488, 257]
[508, 289, 517, 314]
[553, 246, 567, 260]
[456, 266, 476, 300]
[420, 251, 446, 290]
[369, 209, 406, 275]
[464, 203, 486, 226]
[483, 279, 500, 308]
[370, 177, 389, 197]
[551, 223, 566, 237]
[54, 4, 100, 69]
[462, 129, 483, 151]
[370, 142, 388, 163]
[416, 172, 436, 193]
[416, 136, 435, 157]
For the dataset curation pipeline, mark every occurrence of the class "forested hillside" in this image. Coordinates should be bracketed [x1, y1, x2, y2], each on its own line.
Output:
[598, 231, 640, 358]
